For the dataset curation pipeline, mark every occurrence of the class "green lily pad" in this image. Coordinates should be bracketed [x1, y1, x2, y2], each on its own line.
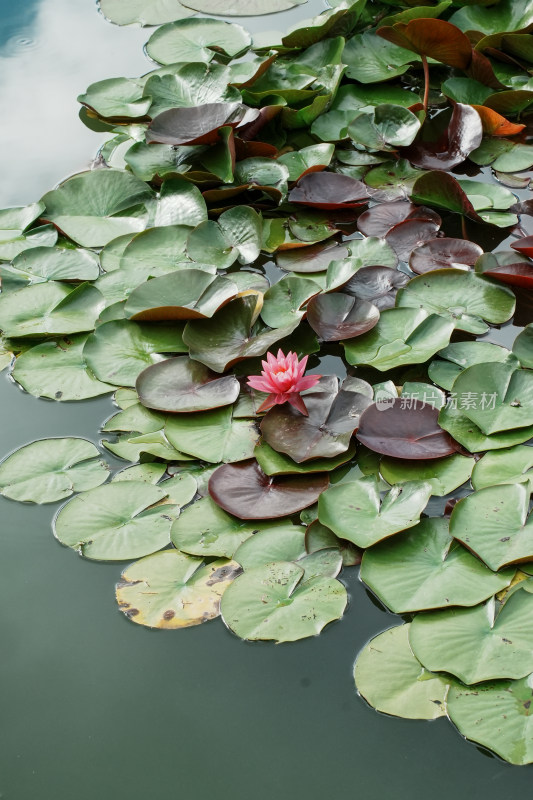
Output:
[450, 0, 533, 35]
[187, 207, 262, 268]
[380, 453, 474, 496]
[41, 169, 153, 247]
[78, 77, 150, 120]
[428, 341, 519, 391]
[12, 335, 115, 400]
[447, 675, 533, 766]
[124, 271, 238, 322]
[360, 518, 514, 613]
[305, 519, 361, 566]
[472, 446, 533, 491]
[348, 104, 421, 151]
[184, 295, 298, 373]
[54, 481, 176, 561]
[409, 589, 533, 684]
[450, 482, 533, 570]
[171, 495, 299, 557]
[354, 624, 449, 719]
[165, 405, 259, 463]
[277, 143, 334, 181]
[396, 269, 516, 335]
[220, 560, 347, 642]
[112, 463, 167, 484]
[513, 324, 533, 369]
[318, 475, 432, 547]
[342, 32, 418, 84]
[98, 0, 194, 25]
[233, 525, 307, 569]
[183, 0, 306, 13]
[116, 551, 241, 628]
[343, 308, 454, 372]
[0, 201, 44, 233]
[0, 224, 58, 262]
[444, 363, 533, 436]
[0, 282, 104, 338]
[136, 356, 240, 413]
[254, 441, 356, 475]
[84, 319, 186, 386]
[145, 64, 241, 117]
[470, 139, 533, 174]
[3, 246, 100, 288]
[259, 275, 321, 329]
[0, 438, 109, 504]
[146, 18, 251, 66]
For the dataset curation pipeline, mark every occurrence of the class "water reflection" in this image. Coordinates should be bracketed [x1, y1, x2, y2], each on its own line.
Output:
[0, 0, 148, 207]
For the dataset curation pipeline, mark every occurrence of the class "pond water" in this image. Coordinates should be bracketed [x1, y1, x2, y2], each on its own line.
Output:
[1, 1, 533, 797]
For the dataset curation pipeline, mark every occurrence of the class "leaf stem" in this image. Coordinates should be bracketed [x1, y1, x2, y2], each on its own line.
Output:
[461, 215, 469, 241]
[421, 55, 430, 113]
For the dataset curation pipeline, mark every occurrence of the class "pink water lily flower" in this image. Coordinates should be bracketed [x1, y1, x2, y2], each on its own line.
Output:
[247, 349, 321, 416]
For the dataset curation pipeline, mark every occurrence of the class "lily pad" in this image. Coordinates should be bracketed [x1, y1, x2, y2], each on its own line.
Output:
[84, 319, 186, 386]
[318, 475, 432, 547]
[146, 18, 251, 66]
[165, 405, 259, 463]
[98, 0, 194, 25]
[0, 438, 109, 504]
[136, 356, 240, 412]
[54, 481, 176, 560]
[513, 324, 533, 369]
[260, 275, 321, 329]
[380, 452, 474, 495]
[410, 589, 533, 684]
[254, 441, 356, 475]
[208, 459, 329, 520]
[261, 375, 372, 462]
[428, 340, 518, 391]
[348, 104, 421, 152]
[357, 399, 458, 460]
[288, 172, 369, 209]
[409, 238, 483, 275]
[0, 282, 104, 339]
[343, 31, 417, 84]
[396, 269, 515, 335]
[233, 525, 307, 569]
[220, 560, 347, 642]
[343, 308, 454, 372]
[116, 551, 241, 628]
[354, 624, 449, 719]
[12, 335, 115, 401]
[41, 170, 153, 247]
[450, 483, 533, 570]
[3, 246, 100, 288]
[472, 446, 533, 492]
[360, 518, 513, 613]
[184, 295, 298, 373]
[78, 77, 150, 120]
[447, 675, 533, 766]
[187, 207, 262, 267]
[171, 495, 299, 557]
[124, 271, 238, 321]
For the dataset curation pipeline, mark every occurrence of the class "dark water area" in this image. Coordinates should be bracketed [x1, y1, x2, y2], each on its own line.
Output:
[1, 1, 533, 798]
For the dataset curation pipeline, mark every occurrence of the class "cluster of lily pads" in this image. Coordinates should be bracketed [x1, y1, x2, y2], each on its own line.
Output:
[2, 0, 533, 765]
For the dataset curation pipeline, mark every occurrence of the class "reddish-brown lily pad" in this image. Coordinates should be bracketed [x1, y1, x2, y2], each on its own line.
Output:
[512, 236, 533, 259]
[288, 172, 370, 210]
[260, 375, 373, 463]
[377, 18, 472, 70]
[136, 356, 240, 413]
[356, 399, 459, 460]
[208, 460, 329, 520]
[357, 201, 441, 238]
[339, 265, 409, 310]
[410, 238, 483, 275]
[471, 105, 525, 137]
[306, 292, 380, 341]
[402, 103, 483, 171]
